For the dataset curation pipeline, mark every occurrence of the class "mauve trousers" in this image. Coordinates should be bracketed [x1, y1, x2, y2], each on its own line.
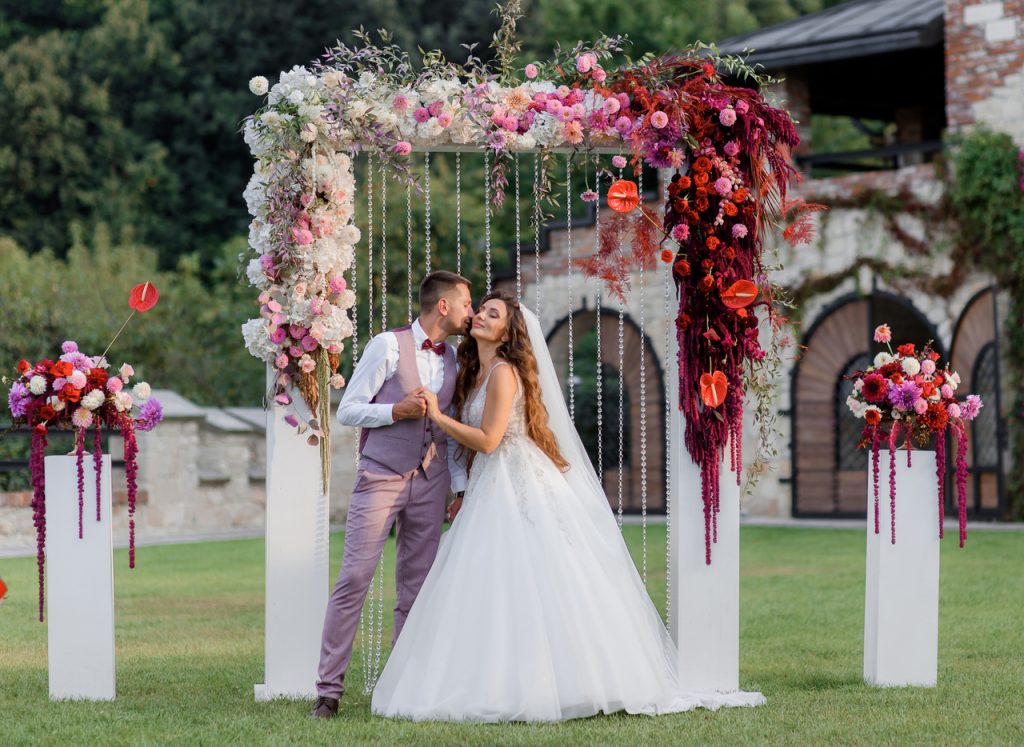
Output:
[316, 456, 450, 698]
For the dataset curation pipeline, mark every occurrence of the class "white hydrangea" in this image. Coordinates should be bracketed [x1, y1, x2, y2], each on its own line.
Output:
[298, 103, 322, 120]
[241, 318, 278, 363]
[28, 375, 46, 395]
[249, 76, 269, 96]
[243, 172, 267, 217]
[527, 112, 563, 148]
[81, 389, 106, 411]
[246, 258, 270, 289]
[133, 382, 152, 401]
[336, 289, 357, 310]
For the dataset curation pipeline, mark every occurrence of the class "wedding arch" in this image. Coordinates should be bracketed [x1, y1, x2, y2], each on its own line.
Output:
[240, 5, 808, 700]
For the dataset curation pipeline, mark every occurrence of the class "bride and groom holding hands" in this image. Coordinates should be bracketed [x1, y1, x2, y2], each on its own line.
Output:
[311, 270, 762, 723]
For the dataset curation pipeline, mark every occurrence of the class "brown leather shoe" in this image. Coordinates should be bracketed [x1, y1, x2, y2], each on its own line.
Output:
[310, 695, 339, 719]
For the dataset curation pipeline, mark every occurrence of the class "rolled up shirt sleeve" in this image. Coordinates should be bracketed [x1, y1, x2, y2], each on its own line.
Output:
[336, 334, 398, 428]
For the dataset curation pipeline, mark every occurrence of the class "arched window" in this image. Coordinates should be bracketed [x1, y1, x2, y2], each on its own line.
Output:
[970, 342, 1002, 513]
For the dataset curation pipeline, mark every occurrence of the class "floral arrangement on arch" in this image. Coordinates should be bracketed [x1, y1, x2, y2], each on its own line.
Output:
[845, 324, 983, 548]
[5, 284, 164, 621]
[240, 2, 812, 553]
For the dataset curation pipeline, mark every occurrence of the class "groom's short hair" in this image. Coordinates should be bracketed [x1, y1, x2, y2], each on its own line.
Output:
[420, 271, 471, 311]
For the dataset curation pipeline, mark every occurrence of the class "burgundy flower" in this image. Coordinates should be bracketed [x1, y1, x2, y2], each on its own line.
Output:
[861, 373, 888, 404]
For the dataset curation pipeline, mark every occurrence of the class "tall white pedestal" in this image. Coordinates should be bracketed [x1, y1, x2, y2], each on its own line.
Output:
[255, 374, 331, 701]
[863, 449, 940, 687]
[45, 454, 116, 701]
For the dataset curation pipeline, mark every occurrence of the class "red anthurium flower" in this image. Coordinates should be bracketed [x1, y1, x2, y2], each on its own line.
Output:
[607, 179, 639, 213]
[699, 371, 728, 408]
[129, 282, 159, 312]
[720, 280, 758, 309]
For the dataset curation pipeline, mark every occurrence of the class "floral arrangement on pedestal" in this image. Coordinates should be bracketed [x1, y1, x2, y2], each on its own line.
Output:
[5, 284, 164, 621]
[241, 2, 811, 555]
[845, 324, 983, 548]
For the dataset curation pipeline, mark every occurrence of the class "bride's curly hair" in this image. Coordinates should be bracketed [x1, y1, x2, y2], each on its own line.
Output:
[453, 291, 569, 471]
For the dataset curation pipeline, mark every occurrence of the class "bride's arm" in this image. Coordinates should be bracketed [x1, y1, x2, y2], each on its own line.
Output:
[421, 365, 516, 454]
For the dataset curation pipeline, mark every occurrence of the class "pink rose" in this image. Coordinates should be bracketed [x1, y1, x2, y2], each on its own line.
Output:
[575, 54, 594, 73]
[592, 66, 606, 82]
[270, 327, 288, 345]
[612, 155, 627, 169]
[288, 324, 307, 340]
[502, 116, 519, 131]
[393, 141, 412, 156]
[301, 335, 319, 352]
[437, 112, 453, 128]
[299, 355, 317, 373]
[427, 100, 444, 117]
[288, 345, 303, 358]
[650, 111, 669, 129]
[719, 108, 737, 126]
[524, 63, 539, 79]
[291, 227, 314, 245]
[413, 107, 430, 123]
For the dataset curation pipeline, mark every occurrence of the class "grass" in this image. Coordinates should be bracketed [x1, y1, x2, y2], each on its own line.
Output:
[1, 525, 1022, 745]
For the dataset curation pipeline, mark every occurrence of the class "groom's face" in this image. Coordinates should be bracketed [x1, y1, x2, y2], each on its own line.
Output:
[442, 283, 474, 334]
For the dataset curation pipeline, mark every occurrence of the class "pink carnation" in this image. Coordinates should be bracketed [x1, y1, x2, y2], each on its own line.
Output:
[719, 108, 737, 126]
[672, 223, 690, 242]
[732, 224, 748, 239]
[427, 100, 444, 117]
[413, 107, 431, 123]
[723, 141, 740, 157]
[714, 176, 732, 196]
[612, 155, 627, 169]
[393, 141, 412, 156]
[650, 111, 669, 129]
[524, 63, 539, 79]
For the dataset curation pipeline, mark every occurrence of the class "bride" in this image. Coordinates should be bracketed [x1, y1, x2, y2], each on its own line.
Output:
[370, 291, 763, 722]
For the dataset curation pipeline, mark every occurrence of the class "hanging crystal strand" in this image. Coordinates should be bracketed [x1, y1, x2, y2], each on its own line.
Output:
[617, 295, 625, 530]
[484, 150, 492, 291]
[566, 155, 575, 422]
[638, 170, 648, 583]
[367, 154, 375, 336]
[594, 169, 603, 486]
[406, 178, 414, 323]
[350, 162, 359, 369]
[663, 172, 673, 627]
[380, 161, 388, 330]
[424, 151, 432, 274]
[533, 153, 542, 319]
[456, 152, 462, 275]
[515, 153, 522, 299]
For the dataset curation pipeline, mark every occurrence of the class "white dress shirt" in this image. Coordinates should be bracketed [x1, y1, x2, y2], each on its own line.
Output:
[337, 319, 467, 492]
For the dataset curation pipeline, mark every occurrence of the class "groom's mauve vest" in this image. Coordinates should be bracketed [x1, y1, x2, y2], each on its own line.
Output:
[358, 326, 456, 477]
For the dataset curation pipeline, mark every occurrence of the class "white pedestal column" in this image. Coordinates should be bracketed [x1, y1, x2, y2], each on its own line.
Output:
[255, 372, 331, 701]
[667, 356, 741, 693]
[45, 454, 115, 701]
[863, 449, 940, 687]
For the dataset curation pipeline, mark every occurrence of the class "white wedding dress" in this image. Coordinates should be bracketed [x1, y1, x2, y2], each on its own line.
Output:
[371, 308, 764, 722]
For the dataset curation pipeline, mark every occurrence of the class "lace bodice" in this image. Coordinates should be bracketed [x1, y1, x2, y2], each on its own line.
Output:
[464, 361, 527, 441]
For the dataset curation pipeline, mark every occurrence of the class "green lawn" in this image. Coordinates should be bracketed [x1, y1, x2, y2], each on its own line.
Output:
[1, 525, 1022, 745]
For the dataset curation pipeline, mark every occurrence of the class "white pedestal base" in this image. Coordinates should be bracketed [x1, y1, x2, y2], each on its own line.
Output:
[863, 449, 940, 687]
[45, 455, 115, 701]
[255, 373, 331, 701]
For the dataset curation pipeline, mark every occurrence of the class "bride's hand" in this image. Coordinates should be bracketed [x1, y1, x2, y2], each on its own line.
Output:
[417, 388, 441, 420]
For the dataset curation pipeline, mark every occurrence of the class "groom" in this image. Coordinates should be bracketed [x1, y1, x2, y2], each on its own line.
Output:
[311, 270, 474, 719]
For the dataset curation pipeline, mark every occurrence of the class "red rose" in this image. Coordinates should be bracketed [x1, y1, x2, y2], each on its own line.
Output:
[897, 343, 915, 356]
[933, 374, 945, 386]
[673, 259, 691, 278]
[702, 63, 715, 78]
[677, 175, 692, 189]
[49, 361, 73, 378]
[660, 249, 674, 264]
[699, 275, 715, 292]
[693, 172, 709, 187]
[928, 351, 940, 362]
[87, 368, 109, 388]
[38, 404, 57, 421]
[58, 387, 82, 404]
[17, 359, 31, 374]
[701, 259, 715, 272]
[706, 236, 721, 251]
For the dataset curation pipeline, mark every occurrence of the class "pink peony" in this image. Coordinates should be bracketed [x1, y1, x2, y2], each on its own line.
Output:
[524, 63, 539, 79]
[732, 224, 748, 239]
[612, 155, 627, 169]
[413, 107, 431, 123]
[393, 141, 412, 156]
[592, 66, 607, 82]
[575, 54, 594, 73]
[427, 100, 444, 117]
[270, 327, 288, 344]
[873, 324, 892, 344]
[714, 176, 732, 196]
[719, 108, 737, 126]
[650, 111, 669, 129]
[502, 116, 519, 131]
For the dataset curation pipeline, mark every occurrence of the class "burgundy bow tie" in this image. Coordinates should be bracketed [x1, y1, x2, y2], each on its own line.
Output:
[420, 338, 446, 356]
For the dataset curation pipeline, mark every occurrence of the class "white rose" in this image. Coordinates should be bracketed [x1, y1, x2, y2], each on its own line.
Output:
[902, 357, 921, 376]
[133, 382, 152, 401]
[249, 76, 269, 96]
[29, 375, 47, 395]
[873, 352, 893, 368]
